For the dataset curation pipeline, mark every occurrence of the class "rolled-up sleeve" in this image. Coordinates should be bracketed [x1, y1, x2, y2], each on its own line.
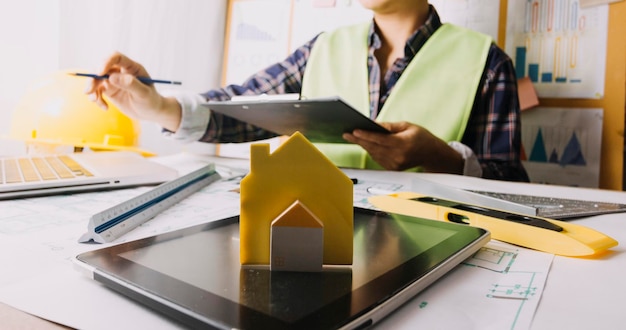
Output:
[160, 90, 211, 143]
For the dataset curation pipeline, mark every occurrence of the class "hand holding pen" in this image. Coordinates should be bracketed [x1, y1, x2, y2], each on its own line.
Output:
[72, 72, 181, 85]
[83, 52, 184, 132]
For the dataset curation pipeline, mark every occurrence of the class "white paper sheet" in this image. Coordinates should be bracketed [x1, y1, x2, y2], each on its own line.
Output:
[376, 241, 554, 330]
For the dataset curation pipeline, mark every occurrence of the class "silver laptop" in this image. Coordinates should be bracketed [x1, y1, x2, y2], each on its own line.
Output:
[411, 177, 626, 219]
[0, 151, 178, 199]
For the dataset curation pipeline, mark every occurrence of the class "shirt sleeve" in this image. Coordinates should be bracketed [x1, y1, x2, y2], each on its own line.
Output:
[160, 90, 210, 143]
[461, 44, 530, 182]
[162, 36, 319, 144]
[448, 141, 482, 177]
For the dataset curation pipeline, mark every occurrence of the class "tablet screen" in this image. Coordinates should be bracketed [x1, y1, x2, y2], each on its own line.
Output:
[76, 208, 488, 329]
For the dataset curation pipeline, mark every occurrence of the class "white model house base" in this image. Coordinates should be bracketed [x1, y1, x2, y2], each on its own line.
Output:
[270, 200, 324, 272]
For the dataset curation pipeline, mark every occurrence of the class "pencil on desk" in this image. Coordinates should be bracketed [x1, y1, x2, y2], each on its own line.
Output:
[69, 72, 182, 85]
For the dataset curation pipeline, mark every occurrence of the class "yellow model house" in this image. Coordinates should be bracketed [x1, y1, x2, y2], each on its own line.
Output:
[239, 132, 353, 268]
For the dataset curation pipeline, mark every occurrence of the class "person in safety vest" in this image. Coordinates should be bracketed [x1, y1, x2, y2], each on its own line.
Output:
[87, 0, 529, 182]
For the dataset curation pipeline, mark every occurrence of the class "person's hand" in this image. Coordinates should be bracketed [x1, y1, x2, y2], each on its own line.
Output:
[342, 121, 464, 173]
[85, 52, 181, 131]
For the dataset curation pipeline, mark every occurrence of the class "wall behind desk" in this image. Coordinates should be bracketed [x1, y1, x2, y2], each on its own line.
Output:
[0, 0, 59, 156]
[0, 0, 228, 157]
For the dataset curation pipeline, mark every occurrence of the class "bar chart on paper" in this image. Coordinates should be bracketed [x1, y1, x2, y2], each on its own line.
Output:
[520, 107, 602, 187]
[524, 125, 589, 166]
[505, 0, 608, 98]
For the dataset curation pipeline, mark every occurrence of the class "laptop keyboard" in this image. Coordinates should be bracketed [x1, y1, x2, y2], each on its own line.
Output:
[469, 190, 626, 219]
[1, 155, 93, 184]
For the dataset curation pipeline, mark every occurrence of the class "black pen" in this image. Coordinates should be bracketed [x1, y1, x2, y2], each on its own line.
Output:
[70, 72, 182, 85]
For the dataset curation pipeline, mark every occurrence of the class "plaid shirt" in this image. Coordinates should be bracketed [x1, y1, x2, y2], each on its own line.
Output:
[198, 6, 529, 182]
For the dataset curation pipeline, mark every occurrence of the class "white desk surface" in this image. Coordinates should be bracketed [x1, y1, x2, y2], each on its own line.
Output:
[1, 152, 625, 329]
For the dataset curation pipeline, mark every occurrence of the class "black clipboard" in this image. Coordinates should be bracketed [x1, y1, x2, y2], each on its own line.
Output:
[203, 96, 390, 143]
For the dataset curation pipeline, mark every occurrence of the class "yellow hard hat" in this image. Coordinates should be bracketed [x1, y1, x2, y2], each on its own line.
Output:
[9, 70, 154, 156]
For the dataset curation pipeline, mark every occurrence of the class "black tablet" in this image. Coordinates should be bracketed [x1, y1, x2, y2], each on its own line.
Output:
[74, 208, 489, 329]
[203, 97, 390, 143]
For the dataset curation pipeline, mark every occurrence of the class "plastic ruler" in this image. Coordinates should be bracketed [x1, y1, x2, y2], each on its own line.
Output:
[79, 163, 221, 243]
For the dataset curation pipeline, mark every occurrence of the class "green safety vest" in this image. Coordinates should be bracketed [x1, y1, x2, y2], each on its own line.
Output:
[301, 23, 492, 169]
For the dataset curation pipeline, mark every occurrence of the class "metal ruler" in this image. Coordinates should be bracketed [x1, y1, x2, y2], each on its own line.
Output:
[79, 163, 221, 243]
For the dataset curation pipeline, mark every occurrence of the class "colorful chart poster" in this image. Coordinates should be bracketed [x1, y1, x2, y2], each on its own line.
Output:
[521, 107, 603, 187]
[505, 0, 608, 98]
